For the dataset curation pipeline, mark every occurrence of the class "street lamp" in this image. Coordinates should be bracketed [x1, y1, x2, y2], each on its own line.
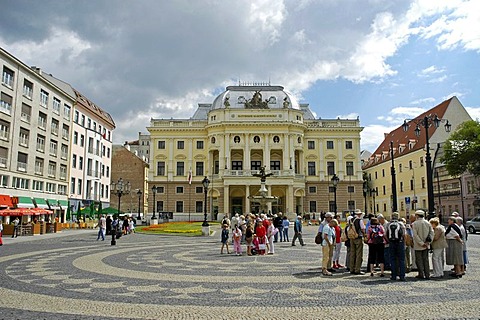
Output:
[110, 178, 131, 245]
[403, 115, 451, 217]
[137, 189, 142, 220]
[151, 185, 157, 220]
[202, 176, 210, 227]
[331, 174, 340, 214]
[370, 188, 378, 215]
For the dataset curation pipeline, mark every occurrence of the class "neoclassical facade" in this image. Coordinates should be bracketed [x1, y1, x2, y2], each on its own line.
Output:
[147, 84, 363, 220]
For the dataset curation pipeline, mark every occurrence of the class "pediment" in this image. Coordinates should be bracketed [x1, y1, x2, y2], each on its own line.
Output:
[344, 154, 356, 160]
[155, 155, 167, 160]
[306, 154, 318, 160]
[175, 154, 187, 160]
[325, 154, 337, 160]
[194, 154, 206, 160]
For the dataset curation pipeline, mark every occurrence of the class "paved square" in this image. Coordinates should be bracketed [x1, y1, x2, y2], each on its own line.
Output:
[0, 225, 478, 319]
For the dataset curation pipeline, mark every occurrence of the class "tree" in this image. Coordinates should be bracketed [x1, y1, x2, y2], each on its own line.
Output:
[442, 120, 480, 176]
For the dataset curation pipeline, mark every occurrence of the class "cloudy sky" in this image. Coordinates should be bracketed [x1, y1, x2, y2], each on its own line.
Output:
[1, 0, 479, 152]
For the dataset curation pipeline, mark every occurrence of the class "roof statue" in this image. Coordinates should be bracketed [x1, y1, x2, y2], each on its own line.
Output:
[245, 91, 268, 109]
[252, 166, 273, 183]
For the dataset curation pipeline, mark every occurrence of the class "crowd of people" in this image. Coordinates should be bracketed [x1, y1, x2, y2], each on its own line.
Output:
[96, 215, 136, 241]
[219, 209, 469, 281]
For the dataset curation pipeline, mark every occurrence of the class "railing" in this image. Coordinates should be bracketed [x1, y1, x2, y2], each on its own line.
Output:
[35, 166, 43, 175]
[21, 112, 31, 122]
[0, 157, 7, 168]
[0, 130, 8, 140]
[223, 169, 295, 177]
[23, 87, 33, 98]
[17, 161, 27, 171]
[51, 128, 58, 135]
[2, 74, 13, 87]
[19, 137, 29, 147]
[36, 143, 45, 152]
[38, 119, 46, 129]
[0, 101, 11, 115]
[61, 152, 68, 159]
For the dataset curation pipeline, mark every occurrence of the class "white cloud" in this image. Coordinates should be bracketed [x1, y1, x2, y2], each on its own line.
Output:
[361, 124, 398, 152]
[409, 97, 436, 105]
[428, 75, 448, 83]
[419, 65, 445, 76]
[390, 106, 427, 117]
[337, 113, 359, 119]
[443, 92, 465, 100]
[465, 107, 480, 121]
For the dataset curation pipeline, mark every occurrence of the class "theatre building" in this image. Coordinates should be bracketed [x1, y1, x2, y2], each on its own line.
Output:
[147, 84, 364, 220]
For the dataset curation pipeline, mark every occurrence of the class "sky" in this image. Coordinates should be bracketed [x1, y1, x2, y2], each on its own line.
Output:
[1, 0, 479, 153]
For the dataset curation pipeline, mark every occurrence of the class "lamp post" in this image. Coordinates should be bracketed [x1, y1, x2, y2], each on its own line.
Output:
[110, 178, 131, 245]
[151, 185, 157, 220]
[370, 188, 378, 215]
[331, 174, 339, 214]
[202, 176, 210, 227]
[403, 115, 451, 217]
[137, 189, 142, 220]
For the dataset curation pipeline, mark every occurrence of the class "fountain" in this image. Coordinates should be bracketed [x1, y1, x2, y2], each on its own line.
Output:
[249, 166, 278, 214]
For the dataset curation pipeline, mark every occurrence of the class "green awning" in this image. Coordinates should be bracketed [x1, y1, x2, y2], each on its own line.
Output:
[17, 196, 34, 208]
[47, 199, 60, 209]
[34, 198, 49, 209]
[58, 200, 69, 209]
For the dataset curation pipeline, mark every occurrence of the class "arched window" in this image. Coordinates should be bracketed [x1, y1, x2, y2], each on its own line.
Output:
[253, 136, 260, 143]
[211, 137, 216, 144]
[273, 136, 280, 143]
[234, 136, 241, 143]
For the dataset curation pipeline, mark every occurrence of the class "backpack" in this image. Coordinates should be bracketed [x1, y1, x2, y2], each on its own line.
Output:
[347, 219, 359, 239]
[388, 221, 403, 242]
[370, 226, 383, 244]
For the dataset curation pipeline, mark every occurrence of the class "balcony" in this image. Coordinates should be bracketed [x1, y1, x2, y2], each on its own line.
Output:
[0, 157, 7, 168]
[223, 169, 295, 177]
[34, 166, 43, 175]
[19, 137, 29, 147]
[51, 128, 58, 136]
[0, 130, 8, 141]
[0, 101, 11, 115]
[21, 112, 31, 123]
[17, 161, 27, 172]
[36, 143, 45, 152]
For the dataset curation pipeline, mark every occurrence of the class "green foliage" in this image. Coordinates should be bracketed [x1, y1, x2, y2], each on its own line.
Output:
[442, 120, 480, 176]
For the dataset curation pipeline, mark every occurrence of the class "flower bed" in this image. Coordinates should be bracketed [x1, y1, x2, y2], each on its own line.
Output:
[137, 221, 217, 236]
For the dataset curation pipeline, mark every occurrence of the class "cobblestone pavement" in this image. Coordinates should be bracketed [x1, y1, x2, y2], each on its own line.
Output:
[0, 226, 479, 319]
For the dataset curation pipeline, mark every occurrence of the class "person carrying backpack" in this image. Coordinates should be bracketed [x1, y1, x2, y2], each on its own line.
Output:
[349, 209, 366, 275]
[386, 212, 406, 281]
[366, 217, 386, 277]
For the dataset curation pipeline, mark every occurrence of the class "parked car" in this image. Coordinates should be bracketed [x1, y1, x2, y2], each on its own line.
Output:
[466, 216, 480, 234]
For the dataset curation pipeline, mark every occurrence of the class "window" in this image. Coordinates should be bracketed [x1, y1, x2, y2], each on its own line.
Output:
[308, 141, 315, 149]
[156, 186, 165, 193]
[12, 177, 29, 189]
[196, 141, 204, 149]
[21, 103, 31, 122]
[273, 136, 280, 143]
[176, 201, 183, 213]
[40, 89, 49, 108]
[421, 177, 426, 188]
[326, 141, 334, 149]
[0, 119, 9, 140]
[0, 147, 7, 168]
[49, 140, 58, 156]
[19, 128, 29, 147]
[309, 186, 317, 193]
[196, 161, 204, 176]
[72, 154, 77, 168]
[309, 201, 317, 212]
[36, 134, 45, 152]
[77, 179, 82, 195]
[63, 104, 71, 119]
[348, 200, 355, 211]
[253, 136, 260, 143]
[80, 134, 84, 147]
[383, 185, 386, 195]
[23, 79, 33, 98]
[58, 184, 67, 195]
[158, 141, 165, 149]
[0, 92, 13, 114]
[345, 141, 353, 149]
[196, 201, 203, 213]
[327, 162, 335, 176]
[46, 182, 56, 193]
[0, 174, 7, 187]
[157, 161, 165, 176]
[231, 161, 242, 170]
[409, 160, 413, 170]
[270, 161, 281, 170]
[34, 158, 44, 175]
[53, 98, 61, 114]
[74, 110, 79, 123]
[177, 141, 184, 149]
[61, 144, 68, 159]
[234, 136, 241, 143]
[251, 161, 262, 171]
[62, 124, 69, 140]
[348, 186, 355, 193]
[51, 118, 59, 135]
[73, 132, 78, 144]
[308, 162, 316, 176]
[48, 161, 56, 177]
[346, 161, 354, 176]
[420, 157, 424, 167]
[87, 118, 91, 129]
[382, 169, 385, 177]
[399, 164, 402, 173]
[156, 201, 164, 212]
[33, 180, 44, 191]
[400, 181, 404, 192]
[211, 137, 216, 144]
[176, 186, 184, 194]
[79, 156, 83, 170]
[2, 66, 14, 87]
[177, 161, 184, 176]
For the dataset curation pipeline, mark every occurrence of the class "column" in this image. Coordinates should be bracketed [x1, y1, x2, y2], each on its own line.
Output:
[245, 185, 250, 214]
[283, 133, 289, 171]
[224, 185, 229, 216]
[224, 134, 230, 170]
[264, 134, 270, 169]
[244, 133, 250, 171]
[286, 184, 294, 218]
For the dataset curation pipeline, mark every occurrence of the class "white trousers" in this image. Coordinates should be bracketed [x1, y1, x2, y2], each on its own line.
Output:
[431, 248, 445, 277]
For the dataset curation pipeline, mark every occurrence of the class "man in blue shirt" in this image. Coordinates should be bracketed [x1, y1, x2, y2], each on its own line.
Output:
[291, 216, 305, 246]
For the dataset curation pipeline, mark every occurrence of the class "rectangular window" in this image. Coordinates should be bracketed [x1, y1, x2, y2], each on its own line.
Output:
[46, 182, 56, 193]
[383, 185, 386, 195]
[74, 110, 79, 123]
[36, 134, 45, 152]
[51, 118, 59, 135]
[176, 186, 184, 194]
[71, 178, 76, 194]
[400, 181, 404, 192]
[420, 157, 424, 167]
[196, 201, 203, 213]
[196, 162, 204, 176]
[21, 103, 31, 122]
[61, 144, 68, 159]
[2, 66, 14, 87]
[177, 161, 184, 176]
[49, 140, 58, 156]
[196, 141, 204, 149]
[34, 158, 43, 175]
[348, 186, 355, 193]
[308, 162, 316, 176]
[382, 169, 385, 177]
[19, 128, 29, 147]
[421, 177, 425, 188]
[23, 79, 33, 98]
[231, 161, 242, 170]
[156, 186, 165, 193]
[0, 92, 13, 114]
[0, 119, 9, 140]
[307, 141, 315, 149]
[12, 177, 29, 189]
[348, 200, 355, 211]
[79, 156, 83, 170]
[72, 154, 77, 168]
[77, 179, 82, 195]
[177, 141, 184, 149]
[251, 161, 262, 171]
[326, 141, 334, 149]
[157, 201, 164, 212]
[309, 201, 317, 212]
[157, 161, 165, 176]
[176, 201, 183, 213]
[345, 141, 353, 149]
[270, 161, 281, 170]
[40, 89, 49, 108]
[308, 186, 317, 193]
[0, 147, 7, 168]
[327, 162, 335, 176]
[346, 161, 354, 176]
[63, 104, 71, 119]
[48, 161, 56, 177]
[158, 141, 165, 149]
[62, 124, 69, 140]
[196, 186, 203, 193]
[73, 132, 78, 144]
[0, 174, 8, 187]
[53, 97, 61, 114]
[80, 134, 84, 147]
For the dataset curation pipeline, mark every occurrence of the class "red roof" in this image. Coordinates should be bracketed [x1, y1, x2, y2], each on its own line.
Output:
[363, 98, 452, 169]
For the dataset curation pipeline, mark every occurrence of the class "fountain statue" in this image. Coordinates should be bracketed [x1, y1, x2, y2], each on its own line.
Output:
[249, 166, 278, 214]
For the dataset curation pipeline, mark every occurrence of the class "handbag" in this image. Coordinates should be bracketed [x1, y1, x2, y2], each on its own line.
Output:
[315, 232, 322, 245]
[258, 243, 266, 250]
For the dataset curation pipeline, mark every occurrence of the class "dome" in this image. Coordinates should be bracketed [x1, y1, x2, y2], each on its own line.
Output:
[211, 85, 300, 110]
